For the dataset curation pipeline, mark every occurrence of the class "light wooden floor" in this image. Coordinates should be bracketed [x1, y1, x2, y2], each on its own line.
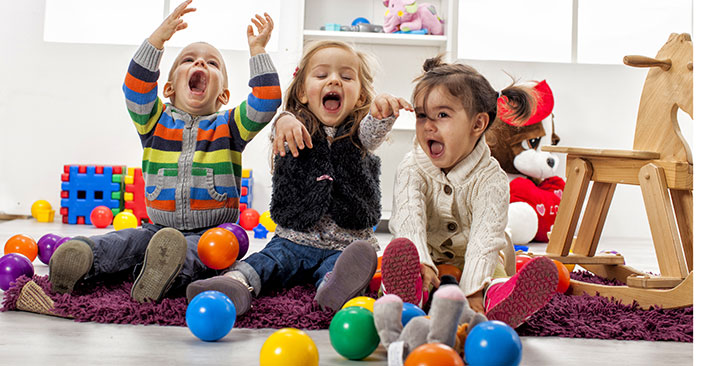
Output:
[0, 219, 694, 365]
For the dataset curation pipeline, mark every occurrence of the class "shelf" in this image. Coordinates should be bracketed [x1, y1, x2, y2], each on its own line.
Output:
[302, 30, 447, 47]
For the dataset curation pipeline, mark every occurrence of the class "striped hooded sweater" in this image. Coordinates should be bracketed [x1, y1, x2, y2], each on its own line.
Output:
[123, 40, 281, 230]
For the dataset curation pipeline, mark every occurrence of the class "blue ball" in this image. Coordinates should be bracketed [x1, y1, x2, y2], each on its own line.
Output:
[401, 302, 426, 326]
[351, 17, 370, 26]
[465, 320, 522, 366]
[186, 291, 237, 342]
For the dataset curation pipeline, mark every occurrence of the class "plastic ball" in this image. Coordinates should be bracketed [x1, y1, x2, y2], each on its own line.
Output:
[113, 211, 138, 230]
[405, 343, 464, 366]
[4, 234, 38, 262]
[218, 223, 249, 260]
[185, 291, 237, 341]
[260, 328, 319, 366]
[465, 320, 522, 366]
[197, 228, 239, 270]
[515, 255, 532, 272]
[329, 306, 380, 360]
[437, 264, 462, 282]
[401, 302, 427, 326]
[238, 208, 260, 230]
[90, 206, 114, 228]
[552, 260, 571, 294]
[0, 253, 35, 291]
[351, 17, 370, 26]
[259, 210, 277, 232]
[342, 296, 376, 313]
[31, 200, 52, 218]
[37, 233, 63, 264]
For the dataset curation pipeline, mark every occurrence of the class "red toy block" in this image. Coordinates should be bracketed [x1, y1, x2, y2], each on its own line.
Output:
[124, 168, 150, 224]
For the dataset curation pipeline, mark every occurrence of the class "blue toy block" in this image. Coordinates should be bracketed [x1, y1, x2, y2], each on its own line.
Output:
[61, 165, 121, 225]
[241, 177, 252, 189]
[239, 194, 252, 206]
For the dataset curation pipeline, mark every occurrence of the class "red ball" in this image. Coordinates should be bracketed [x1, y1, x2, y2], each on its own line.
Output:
[90, 206, 114, 228]
[197, 228, 239, 270]
[515, 255, 532, 272]
[4, 234, 38, 262]
[239, 208, 260, 231]
[405, 343, 464, 366]
[552, 260, 571, 293]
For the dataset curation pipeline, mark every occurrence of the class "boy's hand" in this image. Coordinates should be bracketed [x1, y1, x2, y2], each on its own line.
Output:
[370, 94, 414, 120]
[248, 13, 274, 56]
[467, 291, 485, 314]
[273, 114, 313, 158]
[148, 0, 196, 50]
[421, 264, 441, 293]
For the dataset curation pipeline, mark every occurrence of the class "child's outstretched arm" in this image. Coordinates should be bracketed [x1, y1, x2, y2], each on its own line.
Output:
[272, 114, 313, 157]
[228, 13, 281, 147]
[360, 94, 414, 151]
[148, 0, 196, 49]
[124, 0, 195, 138]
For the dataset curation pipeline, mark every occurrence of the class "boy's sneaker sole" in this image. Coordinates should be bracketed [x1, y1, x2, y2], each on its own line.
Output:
[48, 240, 93, 294]
[131, 228, 187, 303]
[380, 238, 421, 304]
[486, 256, 558, 328]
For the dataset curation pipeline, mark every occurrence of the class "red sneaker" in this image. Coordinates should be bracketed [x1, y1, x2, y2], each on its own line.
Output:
[380, 238, 422, 305]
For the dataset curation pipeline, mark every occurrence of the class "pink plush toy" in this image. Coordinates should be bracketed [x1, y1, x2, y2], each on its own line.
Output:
[382, 0, 444, 35]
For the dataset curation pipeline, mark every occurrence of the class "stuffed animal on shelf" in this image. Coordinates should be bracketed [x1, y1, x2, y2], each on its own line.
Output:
[486, 80, 565, 245]
[382, 0, 444, 35]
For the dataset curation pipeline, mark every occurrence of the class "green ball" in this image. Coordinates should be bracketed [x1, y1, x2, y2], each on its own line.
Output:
[329, 306, 380, 360]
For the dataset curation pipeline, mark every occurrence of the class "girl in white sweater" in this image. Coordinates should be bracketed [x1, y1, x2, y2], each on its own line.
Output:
[381, 56, 558, 329]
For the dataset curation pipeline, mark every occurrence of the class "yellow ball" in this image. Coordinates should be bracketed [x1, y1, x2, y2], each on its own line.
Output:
[260, 328, 318, 366]
[31, 200, 52, 219]
[341, 296, 376, 313]
[259, 210, 277, 232]
[113, 211, 138, 230]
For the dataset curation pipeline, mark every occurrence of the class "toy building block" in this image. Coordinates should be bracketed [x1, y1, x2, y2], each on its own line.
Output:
[60, 165, 123, 225]
[123, 167, 150, 224]
[240, 169, 253, 209]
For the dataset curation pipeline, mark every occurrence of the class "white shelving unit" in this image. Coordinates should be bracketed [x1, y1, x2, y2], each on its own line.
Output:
[300, 0, 457, 130]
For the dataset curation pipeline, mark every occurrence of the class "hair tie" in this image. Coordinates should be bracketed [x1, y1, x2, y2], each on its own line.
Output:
[293, 67, 299, 77]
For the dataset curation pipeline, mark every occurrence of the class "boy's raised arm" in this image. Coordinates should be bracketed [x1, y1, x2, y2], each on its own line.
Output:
[148, 0, 196, 50]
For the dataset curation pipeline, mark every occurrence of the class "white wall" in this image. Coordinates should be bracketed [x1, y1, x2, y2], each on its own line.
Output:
[1, 1, 693, 241]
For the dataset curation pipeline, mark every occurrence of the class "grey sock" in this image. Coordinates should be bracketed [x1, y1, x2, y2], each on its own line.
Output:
[373, 294, 404, 349]
[427, 285, 468, 348]
[399, 316, 431, 352]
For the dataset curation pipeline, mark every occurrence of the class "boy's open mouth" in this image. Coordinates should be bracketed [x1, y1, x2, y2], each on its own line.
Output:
[428, 139, 445, 158]
[189, 71, 207, 95]
[322, 92, 342, 112]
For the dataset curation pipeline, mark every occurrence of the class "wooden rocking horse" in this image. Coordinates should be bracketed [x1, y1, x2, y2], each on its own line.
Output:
[541, 33, 693, 309]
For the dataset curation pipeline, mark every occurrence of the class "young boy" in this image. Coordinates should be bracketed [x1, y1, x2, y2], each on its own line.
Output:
[48, 0, 281, 303]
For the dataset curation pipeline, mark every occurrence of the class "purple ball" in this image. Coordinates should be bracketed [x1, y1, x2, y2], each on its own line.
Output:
[37, 233, 62, 265]
[0, 253, 35, 291]
[218, 223, 249, 259]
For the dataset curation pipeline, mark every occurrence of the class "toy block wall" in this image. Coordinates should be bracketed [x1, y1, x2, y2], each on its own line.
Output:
[60, 165, 124, 225]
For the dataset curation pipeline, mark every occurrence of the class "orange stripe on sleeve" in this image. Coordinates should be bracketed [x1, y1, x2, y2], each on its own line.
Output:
[252, 85, 282, 100]
[125, 72, 158, 94]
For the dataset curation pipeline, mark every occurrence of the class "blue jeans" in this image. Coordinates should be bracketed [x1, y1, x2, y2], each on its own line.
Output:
[84, 223, 217, 292]
[242, 235, 342, 295]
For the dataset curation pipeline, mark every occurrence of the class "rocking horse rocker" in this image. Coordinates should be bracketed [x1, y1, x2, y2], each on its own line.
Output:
[542, 33, 693, 309]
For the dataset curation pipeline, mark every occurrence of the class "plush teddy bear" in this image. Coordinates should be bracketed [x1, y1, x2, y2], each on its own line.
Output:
[382, 0, 444, 35]
[486, 80, 565, 245]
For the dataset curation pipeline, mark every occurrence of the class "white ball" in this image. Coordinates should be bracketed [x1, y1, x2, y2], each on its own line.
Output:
[507, 202, 538, 245]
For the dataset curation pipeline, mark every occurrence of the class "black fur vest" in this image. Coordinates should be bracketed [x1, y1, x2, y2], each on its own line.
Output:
[270, 123, 381, 231]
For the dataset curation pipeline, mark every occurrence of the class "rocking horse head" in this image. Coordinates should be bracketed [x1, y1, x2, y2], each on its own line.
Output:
[625, 33, 693, 163]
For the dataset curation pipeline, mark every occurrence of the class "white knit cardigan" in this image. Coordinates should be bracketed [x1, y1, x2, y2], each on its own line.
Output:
[389, 136, 510, 296]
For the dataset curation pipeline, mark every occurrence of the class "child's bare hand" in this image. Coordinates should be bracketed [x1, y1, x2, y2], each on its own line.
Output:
[247, 13, 274, 56]
[273, 114, 313, 158]
[421, 264, 441, 293]
[370, 94, 413, 120]
[148, 0, 196, 49]
[467, 291, 485, 314]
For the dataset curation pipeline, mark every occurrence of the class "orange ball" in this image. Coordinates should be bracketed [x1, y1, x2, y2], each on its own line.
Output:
[552, 260, 571, 293]
[515, 255, 532, 272]
[4, 234, 38, 262]
[405, 343, 464, 366]
[437, 264, 462, 282]
[197, 228, 239, 270]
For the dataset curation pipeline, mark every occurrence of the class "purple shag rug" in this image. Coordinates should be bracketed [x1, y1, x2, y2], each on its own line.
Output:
[1, 271, 692, 342]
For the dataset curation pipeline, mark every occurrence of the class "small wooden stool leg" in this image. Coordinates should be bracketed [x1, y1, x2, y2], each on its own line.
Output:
[638, 163, 688, 278]
[572, 182, 616, 256]
[670, 189, 693, 271]
[547, 158, 592, 256]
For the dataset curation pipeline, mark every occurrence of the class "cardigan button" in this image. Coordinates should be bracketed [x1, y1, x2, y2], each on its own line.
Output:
[447, 222, 457, 231]
[444, 185, 452, 195]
